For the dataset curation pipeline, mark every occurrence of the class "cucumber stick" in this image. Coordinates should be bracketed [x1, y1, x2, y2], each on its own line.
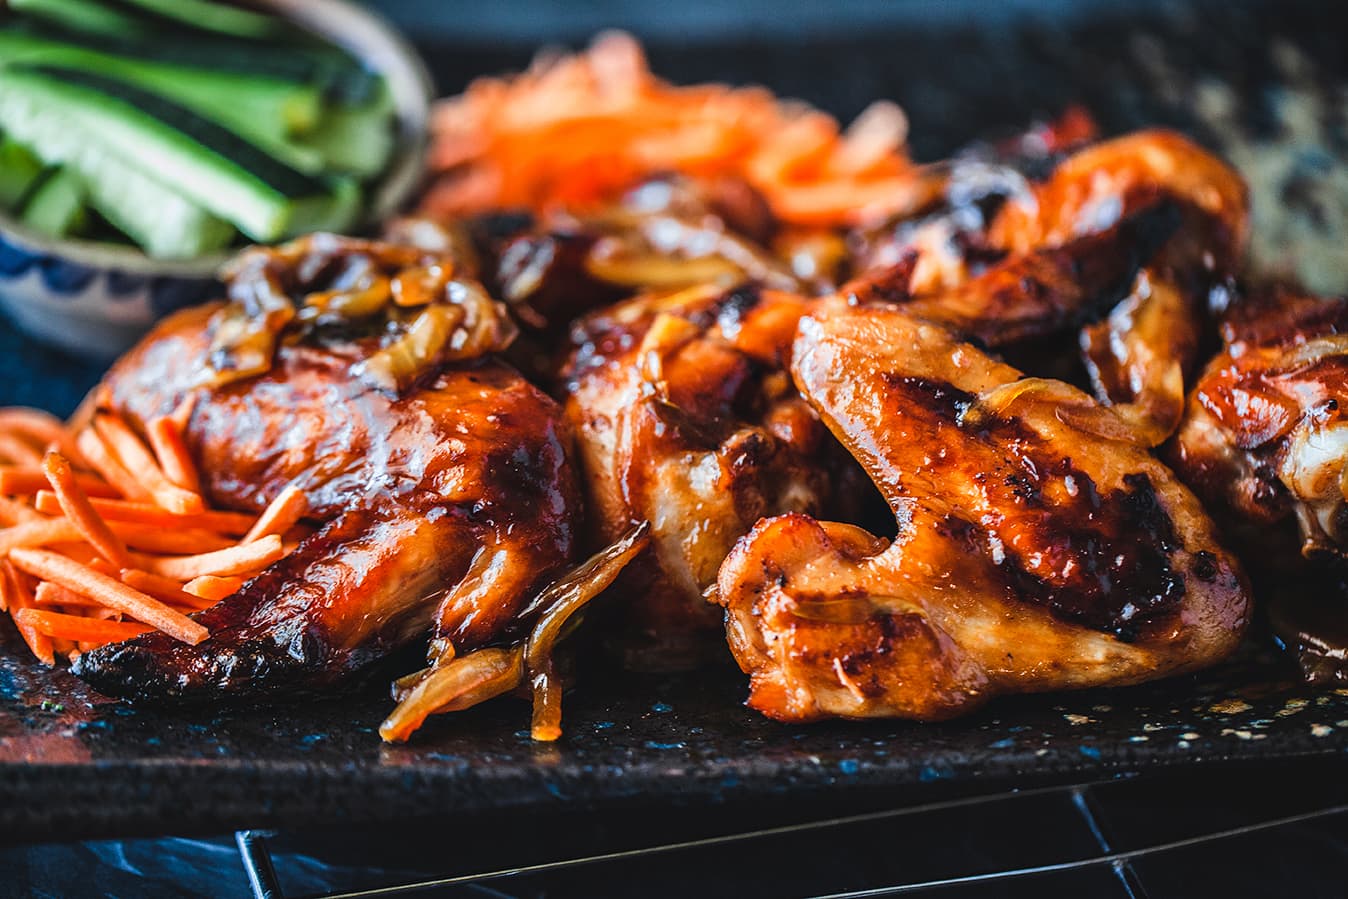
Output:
[0, 29, 324, 139]
[33, 20, 369, 98]
[85, 157, 236, 259]
[21, 167, 87, 237]
[10, 0, 280, 40]
[3, 104, 234, 258]
[0, 136, 44, 210]
[0, 64, 359, 245]
[101, 0, 283, 39]
[0, 74, 238, 258]
[8, 0, 139, 38]
[299, 86, 396, 177]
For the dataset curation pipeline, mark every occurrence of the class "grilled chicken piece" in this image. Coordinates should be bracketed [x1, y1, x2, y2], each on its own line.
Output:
[858, 130, 1246, 448]
[996, 130, 1249, 446]
[1172, 288, 1348, 555]
[560, 283, 851, 668]
[713, 300, 1250, 722]
[71, 302, 580, 701]
[1170, 287, 1348, 681]
[1078, 268, 1203, 447]
[858, 202, 1179, 348]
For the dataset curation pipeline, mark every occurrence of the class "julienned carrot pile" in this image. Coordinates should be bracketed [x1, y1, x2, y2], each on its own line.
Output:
[0, 404, 310, 665]
[421, 31, 926, 227]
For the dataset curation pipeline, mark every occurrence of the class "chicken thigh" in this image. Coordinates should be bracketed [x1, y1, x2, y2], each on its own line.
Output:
[71, 237, 582, 702]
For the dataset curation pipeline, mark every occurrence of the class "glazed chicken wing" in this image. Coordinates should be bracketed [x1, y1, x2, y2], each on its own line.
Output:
[71, 238, 581, 702]
[855, 129, 1248, 448]
[1171, 287, 1348, 682]
[994, 130, 1249, 446]
[560, 283, 853, 667]
[714, 300, 1250, 722]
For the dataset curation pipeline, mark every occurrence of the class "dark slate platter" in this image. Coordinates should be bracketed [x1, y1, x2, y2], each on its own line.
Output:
[3, 0, 1348, 845]
[2, 626, 1347, 844]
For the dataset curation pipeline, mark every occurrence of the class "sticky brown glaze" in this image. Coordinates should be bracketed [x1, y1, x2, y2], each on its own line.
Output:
[992, 130, 1249, 446]
[882, 202, 1179, 347]
[990, 130, 1249, 267]
[714, 301, 1250, 723]
[1172, 289, 1348, 556]
[1168, 288, 1348, 684]
[559, 283, 849, 669]
[71, 304, 580, 701]
[1079, 268, 1204, 447]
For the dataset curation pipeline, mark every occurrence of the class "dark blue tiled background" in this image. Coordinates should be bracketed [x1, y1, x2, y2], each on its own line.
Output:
[0, 317, 102, 416]
[363, 0, 1178, 43]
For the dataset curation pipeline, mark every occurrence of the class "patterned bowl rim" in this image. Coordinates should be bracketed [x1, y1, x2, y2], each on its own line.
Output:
[0, 0, 433, 278]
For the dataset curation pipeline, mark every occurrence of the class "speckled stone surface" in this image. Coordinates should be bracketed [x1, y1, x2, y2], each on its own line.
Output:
[2, 627, 1346, 843]
[3, 0, 1348, 846]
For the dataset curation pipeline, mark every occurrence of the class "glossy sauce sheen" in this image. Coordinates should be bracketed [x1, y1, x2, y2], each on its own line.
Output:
[1173, 290, 1348, 682]
[885, 374, 1184, 638]
[71, 304, 581, 701]
[558, 284, 848, 667]
[714, 301, 1251, 723]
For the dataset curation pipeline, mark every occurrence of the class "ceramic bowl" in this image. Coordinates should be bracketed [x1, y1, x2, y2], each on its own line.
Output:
[0, 0, 432, 359]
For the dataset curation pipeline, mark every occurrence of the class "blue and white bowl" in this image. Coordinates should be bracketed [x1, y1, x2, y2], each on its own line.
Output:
[0, 0, 432, 359]
[0, 225, 224, 359]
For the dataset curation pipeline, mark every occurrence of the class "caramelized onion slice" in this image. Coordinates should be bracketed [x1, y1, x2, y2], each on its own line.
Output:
[379, 522, 651, 744]
[379, 646, 524, 743]
[522, 521, 651, 741]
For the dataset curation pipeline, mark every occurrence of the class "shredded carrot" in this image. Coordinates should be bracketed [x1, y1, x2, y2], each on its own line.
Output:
[1, 560, 54, 664]
[132, 534, 284, 580]
[65, 387, 103, 440]
[0, 433, 42, 466]
[8, 548, 208, 645]
[1, 465, 120, 498]
[0, 403, 305, 666]
[33, 491, 255, 535]
[0, 517, 83, 555]
[0, 409, 71, 452]
[146, 415, 201, 494]
[93, 415, 204, 515]
[43, 452, 131, 569]
[119, 569, 203, 607]
[75, 429, 154, 503]
[183, 575, 244, 602]
[422, 32, 922, 227]
[0, 495, 41, 526]
[169, 394, 197, 431]
[34, 581, 107, 610]
[14, 608, 152, 643]
[48, 541, 101, 566]
[107, 523, 234, 556]
[243, 484, 308, 544]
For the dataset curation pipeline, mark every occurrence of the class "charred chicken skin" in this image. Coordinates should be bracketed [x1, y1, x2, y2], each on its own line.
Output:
[71, 238, 581, 702]
[1171, 287, 1348, 682]
[856, 128, 1249, 448]
[559, 283, 845, 666]
[713, 300, 1251, 722]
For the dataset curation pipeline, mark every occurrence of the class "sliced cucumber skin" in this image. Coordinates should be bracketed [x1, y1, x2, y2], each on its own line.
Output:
[20, 167, 87, 238]
[0, 74, 235, 258]
[8, 0, 143, 39]
[0, 64, 352, 242]
[16, 17, 367, 96]
[98, 0, 283, 39]
[0, 137, 45, 210]
[0, 29, 325, 140]
[84, 161, 236, 259]
[299, 86, 396, 178]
